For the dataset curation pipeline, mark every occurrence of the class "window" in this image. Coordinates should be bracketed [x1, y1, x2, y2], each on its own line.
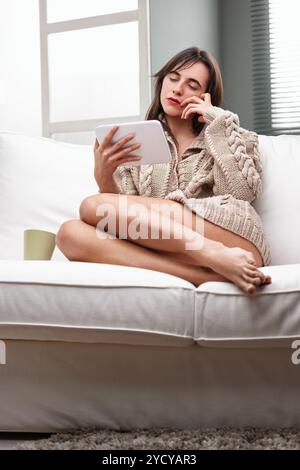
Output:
[39, 0, 151, 144]
[251, 0, 300, 135]
[47, 0, 138, 23]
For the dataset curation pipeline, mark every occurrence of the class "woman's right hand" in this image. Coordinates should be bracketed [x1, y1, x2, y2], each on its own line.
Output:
[94, 126, 141, 185]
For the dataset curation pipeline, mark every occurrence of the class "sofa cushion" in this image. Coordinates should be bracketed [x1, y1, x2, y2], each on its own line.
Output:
[194, 264, 300, 347]
[1, 131, 299, 267]
[0, 260, 195, 346]
[253, 135, 300, 265]
[0, 131, 97, 260]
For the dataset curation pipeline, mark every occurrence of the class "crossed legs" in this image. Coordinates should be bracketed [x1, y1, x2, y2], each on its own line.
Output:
[56, 193, 271, 294]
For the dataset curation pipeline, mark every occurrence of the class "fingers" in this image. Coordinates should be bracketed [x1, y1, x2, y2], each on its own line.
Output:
[101, 127, 140, 158]
[181, 94, 210, 111]
[182, 107, 199, 120]
[94, 138, 100, 151]
[182, 103, 203, 119]
[201, 93, 212, 105]
[111, 133, 136, 153]
[102, 126, 119, 148]
[181, 96, 201, 108]
[110, 144, 141, 163]
[117, 154, 142, 165]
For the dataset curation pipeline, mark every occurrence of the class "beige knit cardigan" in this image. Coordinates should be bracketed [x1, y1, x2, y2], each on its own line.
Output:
[113, 106, 271, 266]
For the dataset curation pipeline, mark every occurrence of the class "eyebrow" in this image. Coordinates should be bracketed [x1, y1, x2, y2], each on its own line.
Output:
[169, 70, 202, 88]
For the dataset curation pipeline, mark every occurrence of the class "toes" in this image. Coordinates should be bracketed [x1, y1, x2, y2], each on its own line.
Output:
[243, 274, 261, 286]
[240, 279, 257, 294]
[245, 267, 261, 277]
[247, 255, 257, 266]
[246, 264, 260, 275]
[257, 272, 267, 284]
[244, 268, 264, 282]
[254, 270, 272, 285]
[245, 267, 271, 285]
[252, 277, 262, 286]
[246, 263, 259, 271]
[244, 283, 256, 295]
[243, 269, 272, 288]
[264, 275, 272, 283]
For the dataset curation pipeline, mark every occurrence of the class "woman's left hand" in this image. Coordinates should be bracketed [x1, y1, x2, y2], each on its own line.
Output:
[180, 93, 213, 123]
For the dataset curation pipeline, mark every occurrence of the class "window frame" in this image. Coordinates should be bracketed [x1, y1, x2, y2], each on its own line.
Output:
[39, 0, 151, 138]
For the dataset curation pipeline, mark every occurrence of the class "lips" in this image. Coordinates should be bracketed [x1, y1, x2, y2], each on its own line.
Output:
[167, 98, 180, 105]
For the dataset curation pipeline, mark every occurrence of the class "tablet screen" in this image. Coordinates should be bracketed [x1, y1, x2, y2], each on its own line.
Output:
[95, 120, 172, 167]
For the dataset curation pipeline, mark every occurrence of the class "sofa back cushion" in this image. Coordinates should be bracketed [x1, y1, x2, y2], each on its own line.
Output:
[0, 132, 97, 260]
[0, 131, 299, 265]
[253, 134, 300, 265]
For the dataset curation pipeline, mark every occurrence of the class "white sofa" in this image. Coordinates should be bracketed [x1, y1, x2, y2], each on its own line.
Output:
[0, 130, 300, 432]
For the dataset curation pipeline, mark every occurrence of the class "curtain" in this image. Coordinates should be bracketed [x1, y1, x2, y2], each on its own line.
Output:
[251, 0, 300, 135]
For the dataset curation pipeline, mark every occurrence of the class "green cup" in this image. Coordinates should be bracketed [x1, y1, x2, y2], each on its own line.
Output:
[24, 229, 56, 260]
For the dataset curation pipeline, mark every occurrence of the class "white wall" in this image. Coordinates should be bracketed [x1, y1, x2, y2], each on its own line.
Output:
[149, 0, 220, 75]
[0, 0, 42, 136]
[220, 0, 254, 130]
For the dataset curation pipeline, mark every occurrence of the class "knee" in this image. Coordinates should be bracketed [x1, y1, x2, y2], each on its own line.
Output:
[79, 195, 97, 222]
[79, 193, 117, 222]
[56, 219, 81, 259]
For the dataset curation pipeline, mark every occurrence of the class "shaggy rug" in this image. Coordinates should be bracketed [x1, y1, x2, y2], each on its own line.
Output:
[15, 427, 300, 450]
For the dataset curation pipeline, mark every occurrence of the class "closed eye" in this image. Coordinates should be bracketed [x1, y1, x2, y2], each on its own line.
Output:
[169, 77, 198, 91]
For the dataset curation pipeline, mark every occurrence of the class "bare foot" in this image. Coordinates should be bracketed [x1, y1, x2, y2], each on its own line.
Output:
[204, 244, 272, 295]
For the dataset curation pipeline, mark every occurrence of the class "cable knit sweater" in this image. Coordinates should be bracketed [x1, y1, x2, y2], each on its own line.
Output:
[113, 106, 272, 266]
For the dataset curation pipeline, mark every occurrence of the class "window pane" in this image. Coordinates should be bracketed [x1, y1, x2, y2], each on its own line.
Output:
[269, 0, 300, 131]
[48, 22, 140, 122]
[47, 0, 138, 23]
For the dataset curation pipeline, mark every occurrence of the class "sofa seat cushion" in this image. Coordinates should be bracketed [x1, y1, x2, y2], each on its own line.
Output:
[0, 260, 195, 346]
[194, 264, 300, 347]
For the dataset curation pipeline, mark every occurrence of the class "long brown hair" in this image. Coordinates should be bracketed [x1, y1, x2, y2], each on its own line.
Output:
[145, 47, 224, 147]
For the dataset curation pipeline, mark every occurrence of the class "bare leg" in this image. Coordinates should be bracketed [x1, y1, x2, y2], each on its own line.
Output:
[56, 219, 227, 287]
[79, 194, 271, 294]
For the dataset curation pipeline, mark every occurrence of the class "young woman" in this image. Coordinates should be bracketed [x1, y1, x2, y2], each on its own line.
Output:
[56, 47, 272, 295]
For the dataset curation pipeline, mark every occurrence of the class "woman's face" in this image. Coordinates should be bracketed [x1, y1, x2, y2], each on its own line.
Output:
[160, 62, 210, 118]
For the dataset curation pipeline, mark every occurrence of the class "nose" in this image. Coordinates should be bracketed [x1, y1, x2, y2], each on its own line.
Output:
[172, 81, 184, 95]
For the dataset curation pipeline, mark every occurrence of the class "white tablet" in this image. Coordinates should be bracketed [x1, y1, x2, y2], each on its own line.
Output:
[95, 120, 172, 167]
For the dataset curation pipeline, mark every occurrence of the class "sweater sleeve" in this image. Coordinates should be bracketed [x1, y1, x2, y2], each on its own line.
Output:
[203, 106, 263, 203]
[113, 166, 139, 195]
